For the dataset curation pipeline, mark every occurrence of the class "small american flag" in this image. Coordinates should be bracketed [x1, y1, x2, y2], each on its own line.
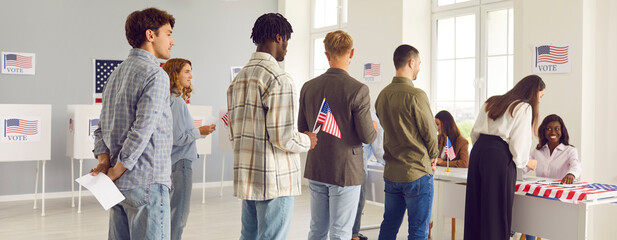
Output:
[316, 99, 341, 138]
[89, 119, 99, 136]
[94, 59, 123, 103]
[193, 119, 202, 128]
[69, 118, 74, 133]
[221, 113, 230, 128]
[4, 119, 38, 136]
[536, 45, 568, 65]
[445, 137, 456, 160]
[4, 54, 33, 69]
[364, 63, 380, 77]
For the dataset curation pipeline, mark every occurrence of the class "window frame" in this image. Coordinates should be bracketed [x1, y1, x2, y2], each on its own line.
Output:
[431, 0, 513, 118]
[310, 0, 347, 78]
[480, 1, 514, 103]
[431, 7, 482, 118]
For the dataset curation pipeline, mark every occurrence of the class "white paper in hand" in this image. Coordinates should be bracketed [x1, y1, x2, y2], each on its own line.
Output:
[75, 173, 125, 210]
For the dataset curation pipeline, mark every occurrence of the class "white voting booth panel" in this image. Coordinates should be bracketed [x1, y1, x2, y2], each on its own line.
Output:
[187, 105, 213, 155]
[66, 104, 101, 213]
[0, 104, 51, 216]
[186, 105, 214, 203]
[66, 105, 101, 158]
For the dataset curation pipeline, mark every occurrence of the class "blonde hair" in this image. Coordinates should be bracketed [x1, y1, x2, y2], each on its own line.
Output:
[323, 30, 353, 57]
[163, 58, 192, 101]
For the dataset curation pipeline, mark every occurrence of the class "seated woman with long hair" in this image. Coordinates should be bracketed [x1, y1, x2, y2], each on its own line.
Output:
[526, 114, 581, 182]
[435, 110, 469, 168]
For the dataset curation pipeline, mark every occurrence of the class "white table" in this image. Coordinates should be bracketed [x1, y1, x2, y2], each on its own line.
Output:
[432, 166, 617, 240]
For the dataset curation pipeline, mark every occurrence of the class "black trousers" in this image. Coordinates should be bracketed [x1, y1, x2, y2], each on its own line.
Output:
[463, 134, 517, 240]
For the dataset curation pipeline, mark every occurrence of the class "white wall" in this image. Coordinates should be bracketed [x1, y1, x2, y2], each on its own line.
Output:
[0, 0, 277, 197]
[591, 0, 617, 238]
[347, 0, 432, 110]
[515, 0, 617, 239]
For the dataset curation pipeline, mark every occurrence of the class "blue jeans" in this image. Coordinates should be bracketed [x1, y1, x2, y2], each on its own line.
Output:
[308, 180, 361, 240]
[378, 174, 434, 240]
[109, 183, 171, 240]
[240, 196, 294, 240]
[352, 180, 367, 237]
[170, 159, 193, 240]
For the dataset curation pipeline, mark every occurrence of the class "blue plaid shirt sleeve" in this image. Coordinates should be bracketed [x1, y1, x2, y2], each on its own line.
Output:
[118, 71, 170, 170]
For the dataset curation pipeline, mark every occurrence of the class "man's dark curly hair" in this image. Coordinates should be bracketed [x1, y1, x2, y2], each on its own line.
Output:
[250, 13, 293, 45]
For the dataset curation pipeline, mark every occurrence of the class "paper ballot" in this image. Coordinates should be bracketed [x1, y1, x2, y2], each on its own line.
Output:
[75, 173, 125, 210]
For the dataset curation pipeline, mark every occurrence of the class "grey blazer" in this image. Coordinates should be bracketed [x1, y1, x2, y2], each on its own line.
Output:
[298, 68, 377, 186]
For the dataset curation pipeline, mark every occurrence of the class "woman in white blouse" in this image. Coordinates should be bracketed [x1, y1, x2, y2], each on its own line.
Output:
[464, 75, 545, 240]
[520, 115, 580, 240]
[527, 114, 581, 183]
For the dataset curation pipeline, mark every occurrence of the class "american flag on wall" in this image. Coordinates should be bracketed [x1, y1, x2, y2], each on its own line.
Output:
[316, 99, 341, 139]
[364, 63, 380, 76]
[88, 119, 99, 136]
[536, 45, 569, 65]
[4, 119, 38, 136]
[4, 54, 33, 69]
[94, 59, 123, 104]
[515, 181, 617, 202]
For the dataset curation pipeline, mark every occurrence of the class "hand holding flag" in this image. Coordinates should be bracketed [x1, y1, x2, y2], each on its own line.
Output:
[312, 98, 341, 139]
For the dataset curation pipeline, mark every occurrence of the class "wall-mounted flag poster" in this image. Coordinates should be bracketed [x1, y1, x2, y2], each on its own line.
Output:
[2, 117, 41, 142]
[93, 59, 123, 103]
[363, 63, 381, 82]
[533, 44, 570, 74]
[1, 52, 35, 75]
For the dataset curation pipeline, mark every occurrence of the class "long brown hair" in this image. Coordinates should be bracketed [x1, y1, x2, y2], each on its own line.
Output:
[163, 58, 192, 101]
[485, 75, 545, 130]
[435, 110, 461, 146]
[536, 114, 571, 149]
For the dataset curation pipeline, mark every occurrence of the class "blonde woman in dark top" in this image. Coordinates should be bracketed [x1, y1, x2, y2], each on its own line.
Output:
[435, 110, 469, 168]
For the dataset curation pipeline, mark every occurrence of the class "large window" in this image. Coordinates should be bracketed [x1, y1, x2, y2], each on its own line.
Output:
[311, 0, 347, 78]
[432, 0, 513, 141]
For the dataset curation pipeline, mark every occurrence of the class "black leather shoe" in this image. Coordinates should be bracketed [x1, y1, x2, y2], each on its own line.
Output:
[357, 233, 368, 240]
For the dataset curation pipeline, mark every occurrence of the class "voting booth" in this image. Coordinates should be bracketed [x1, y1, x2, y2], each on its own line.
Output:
[66, 104, 102, 213]
[186, 105, 214, 203]
[0, 104, 52, 216]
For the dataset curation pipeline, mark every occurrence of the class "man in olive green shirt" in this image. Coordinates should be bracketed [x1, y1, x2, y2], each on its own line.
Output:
[375, 44, 439, 240]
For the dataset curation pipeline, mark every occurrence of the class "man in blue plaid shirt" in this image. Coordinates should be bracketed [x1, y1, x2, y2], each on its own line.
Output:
[91, 8, 176, 240]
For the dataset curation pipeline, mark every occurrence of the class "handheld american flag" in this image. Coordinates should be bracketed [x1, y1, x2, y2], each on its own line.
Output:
[221, 113, 230, 128]
[445, 137, 456, 160]
[313, 99, 341, 138]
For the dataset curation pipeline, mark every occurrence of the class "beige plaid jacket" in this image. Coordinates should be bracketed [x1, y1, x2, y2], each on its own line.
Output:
[227, 52, 311, 201]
